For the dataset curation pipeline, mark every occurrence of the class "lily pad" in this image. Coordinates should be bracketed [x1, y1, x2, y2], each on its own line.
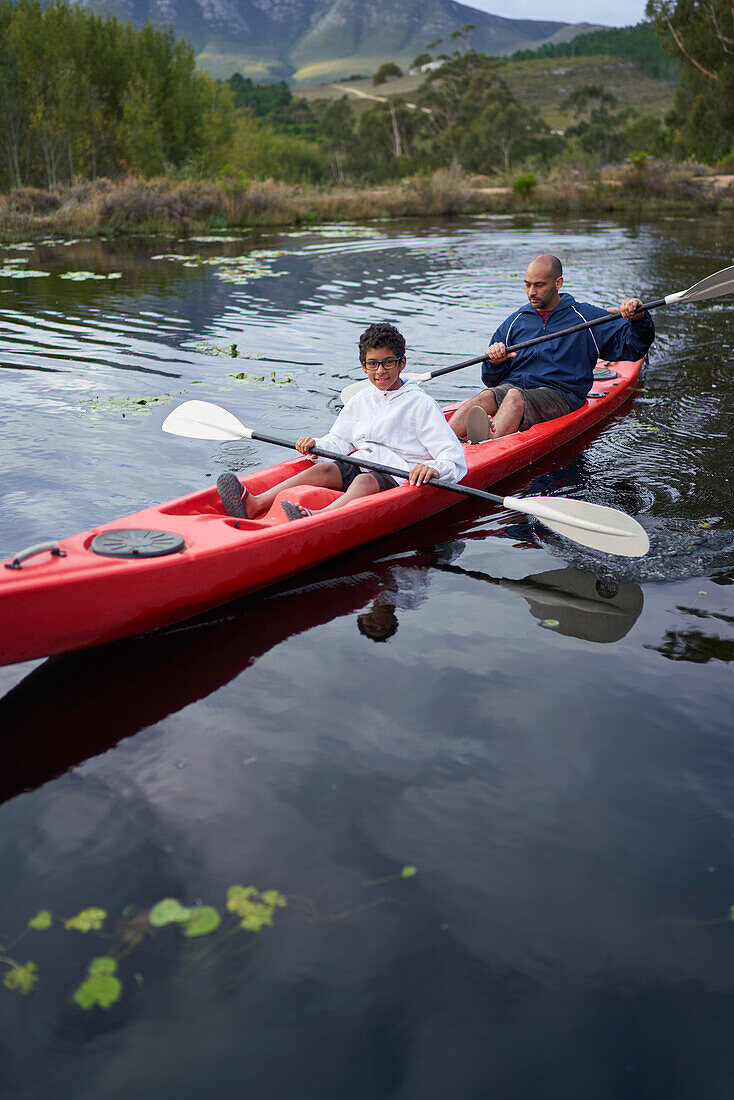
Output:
[74, 957, 122, 1009]
[226, 884, 287, 932]
[28, 910, 52, 931]
[149, 898, 192, 927]
[59, 271, 122, 281]
[0, 267, 50, 279]
[183, 906, 221, 937]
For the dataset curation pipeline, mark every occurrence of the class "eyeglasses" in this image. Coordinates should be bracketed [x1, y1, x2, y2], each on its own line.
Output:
[363, 357, 401, 371]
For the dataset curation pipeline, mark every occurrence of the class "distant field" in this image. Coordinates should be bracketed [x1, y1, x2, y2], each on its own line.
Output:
[297, 55, 678, 130]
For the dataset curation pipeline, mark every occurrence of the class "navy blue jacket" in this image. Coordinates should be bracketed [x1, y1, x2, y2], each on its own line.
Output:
[482, 293, 655, 411]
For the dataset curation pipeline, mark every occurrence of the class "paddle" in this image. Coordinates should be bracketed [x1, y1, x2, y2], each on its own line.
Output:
[162, 400, 650, 557]
[339, 263, 734, 402]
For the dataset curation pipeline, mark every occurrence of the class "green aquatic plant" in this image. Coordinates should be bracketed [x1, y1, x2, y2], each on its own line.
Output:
[73, 957, 122, 1009]
[79, 393, 179, 416]
[148, 898, 192, 927]
[226, 885, 287, 931]
[181, 340, 239, 357]
[2, 959, 38, 994]
[229, 370, 294, 386]
[184, 906, 221, 937]
[59, 271, 122, 281]
[28, 910, 52, 930]
[65, 907, 107, 932]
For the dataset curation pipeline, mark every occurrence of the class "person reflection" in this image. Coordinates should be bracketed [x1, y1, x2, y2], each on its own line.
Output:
[356, 542, 465, 643]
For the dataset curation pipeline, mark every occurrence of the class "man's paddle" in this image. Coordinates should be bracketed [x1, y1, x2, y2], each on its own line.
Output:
[340, 263, 734, 402]
[162, 400, 650, 557]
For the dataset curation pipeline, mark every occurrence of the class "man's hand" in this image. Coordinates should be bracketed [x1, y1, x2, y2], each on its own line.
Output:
[619, 297, 644, 319]
[408, 463, 438, 485]
[486, 341, 516, 363]
[295, 436, 316, 455]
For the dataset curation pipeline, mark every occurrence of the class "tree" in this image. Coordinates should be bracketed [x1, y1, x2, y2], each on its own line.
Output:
[647, 0, 734, 159]
[373, 62, 403, 86]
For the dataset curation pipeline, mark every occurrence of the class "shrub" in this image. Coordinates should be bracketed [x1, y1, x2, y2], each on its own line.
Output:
[513, 172, 537, 198]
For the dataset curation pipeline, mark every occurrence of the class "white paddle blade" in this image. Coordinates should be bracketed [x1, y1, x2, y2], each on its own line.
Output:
[340, 372, 427, 403]
[504, 495, 650, 557]
[162, 400, 251, 441]
[667, 263, 734, 305]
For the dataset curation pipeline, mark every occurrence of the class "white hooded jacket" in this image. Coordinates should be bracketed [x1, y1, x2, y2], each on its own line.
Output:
[314, 378, 467, 483]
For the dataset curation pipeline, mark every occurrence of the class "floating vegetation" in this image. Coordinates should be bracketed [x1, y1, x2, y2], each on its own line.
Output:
[3, 242, 34, 251]
[229, 370, 294, 386]
[181, 339, 240, 358]
[183, 235, 248, 243]
[284, 223, 380, 239]
[151, 249, 287, 286]
[0, 884, 288, 1010]
[80, 393, 179, 417]
[59, 270, 122, 281]
[74, 958, 122, 1009]
[0, 865, 420, 1011]
[0, 266, 50, 279]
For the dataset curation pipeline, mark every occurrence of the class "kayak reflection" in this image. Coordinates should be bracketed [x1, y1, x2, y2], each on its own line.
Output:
[435, 562, 643, 643]
[0, 540, 460, 803]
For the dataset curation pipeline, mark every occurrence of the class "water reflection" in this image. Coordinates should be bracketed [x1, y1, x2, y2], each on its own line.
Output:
[435, 563, 644, 643]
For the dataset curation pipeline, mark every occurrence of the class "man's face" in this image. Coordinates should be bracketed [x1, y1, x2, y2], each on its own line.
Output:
[524, 262, 563, 311]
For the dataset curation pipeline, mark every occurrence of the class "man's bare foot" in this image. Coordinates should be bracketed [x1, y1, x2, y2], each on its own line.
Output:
[466, 406, 495, 443]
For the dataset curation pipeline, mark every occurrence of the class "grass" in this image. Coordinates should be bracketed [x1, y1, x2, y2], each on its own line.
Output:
[0, 163, 730, 242]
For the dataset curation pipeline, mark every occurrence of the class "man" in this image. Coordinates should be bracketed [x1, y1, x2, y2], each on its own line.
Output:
[447, 254, 655, 441]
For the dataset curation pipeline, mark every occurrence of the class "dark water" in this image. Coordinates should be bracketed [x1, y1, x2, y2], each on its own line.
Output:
[1, 217, 733, 1100]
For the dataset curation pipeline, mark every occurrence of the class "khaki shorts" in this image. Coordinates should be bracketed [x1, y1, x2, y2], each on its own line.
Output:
[489, 382, 571, 431]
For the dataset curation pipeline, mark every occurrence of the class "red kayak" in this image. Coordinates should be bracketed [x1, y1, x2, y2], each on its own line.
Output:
[0, 358, 642, 666]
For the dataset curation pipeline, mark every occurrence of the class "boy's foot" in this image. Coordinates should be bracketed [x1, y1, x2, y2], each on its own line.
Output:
[217, 472, 249, 518]
[282, 500, 312, 521]
[466, 406, 494, 444]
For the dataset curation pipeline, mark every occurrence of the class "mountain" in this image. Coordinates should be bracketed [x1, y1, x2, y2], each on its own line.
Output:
[74, 0, 605, 81]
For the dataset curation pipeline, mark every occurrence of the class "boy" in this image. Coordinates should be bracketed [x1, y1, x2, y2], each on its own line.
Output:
[217, 322, 467, 521]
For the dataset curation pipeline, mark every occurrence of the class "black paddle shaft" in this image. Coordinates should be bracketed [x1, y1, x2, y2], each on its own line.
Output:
[249, 429, 506, 507]
[427, 297, 664, 381]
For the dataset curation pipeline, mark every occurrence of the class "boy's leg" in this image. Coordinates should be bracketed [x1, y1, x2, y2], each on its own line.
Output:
[230, 461, 344, 517]
[447, 390, 499, 438]
[314, 472, 382, 512]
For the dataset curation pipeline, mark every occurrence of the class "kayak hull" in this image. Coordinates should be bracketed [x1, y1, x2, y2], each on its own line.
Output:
[0, 359, 642, 665]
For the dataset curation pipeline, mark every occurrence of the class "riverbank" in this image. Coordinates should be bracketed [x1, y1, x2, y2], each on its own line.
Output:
[1, 164, 732, 239]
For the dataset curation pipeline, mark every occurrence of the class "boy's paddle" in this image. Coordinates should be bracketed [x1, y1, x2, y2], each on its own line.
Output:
[339, 263, 734, 402]
[162, 400, 650, 557]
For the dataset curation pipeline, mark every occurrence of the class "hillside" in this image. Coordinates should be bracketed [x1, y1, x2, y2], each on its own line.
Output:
[73, 0, 604, 81]
[300, 54, 677, 130]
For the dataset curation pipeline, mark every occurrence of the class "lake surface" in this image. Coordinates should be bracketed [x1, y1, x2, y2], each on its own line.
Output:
[1, 216, 733, 1099]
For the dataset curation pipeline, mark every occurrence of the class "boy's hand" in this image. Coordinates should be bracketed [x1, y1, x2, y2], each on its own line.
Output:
[408, 463, 438, 485]
[295, 436, 316, 455]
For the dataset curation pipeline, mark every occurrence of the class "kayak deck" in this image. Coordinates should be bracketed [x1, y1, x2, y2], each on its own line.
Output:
[0, 358, 642, 665]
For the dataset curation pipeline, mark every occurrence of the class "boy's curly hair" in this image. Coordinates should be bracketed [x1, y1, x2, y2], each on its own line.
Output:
[358, 322, 406, 364]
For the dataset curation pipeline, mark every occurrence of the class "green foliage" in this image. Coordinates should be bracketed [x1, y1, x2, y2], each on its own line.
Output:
[148, 898, 222, 937]
[183, 906, 222, 937]
[418, 52, 551, 173]
[647, 0, 734, 161]
[226, 115, 326, 183]
[562, 84, 628, 163]
[73, 957, 122, 1010]
[400, 865, 418, 878]
[3, 960, 38, 994]
[510, 20, 677, 80]
[28, 910, 52, 931]
[0, 0, 235, 189]
[373, 62, 403, 86]
[64, 907, 107, 932]
[226, 885, 287, 932]
[513, 172, 537, 197]
[149, 898, 192, 927]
